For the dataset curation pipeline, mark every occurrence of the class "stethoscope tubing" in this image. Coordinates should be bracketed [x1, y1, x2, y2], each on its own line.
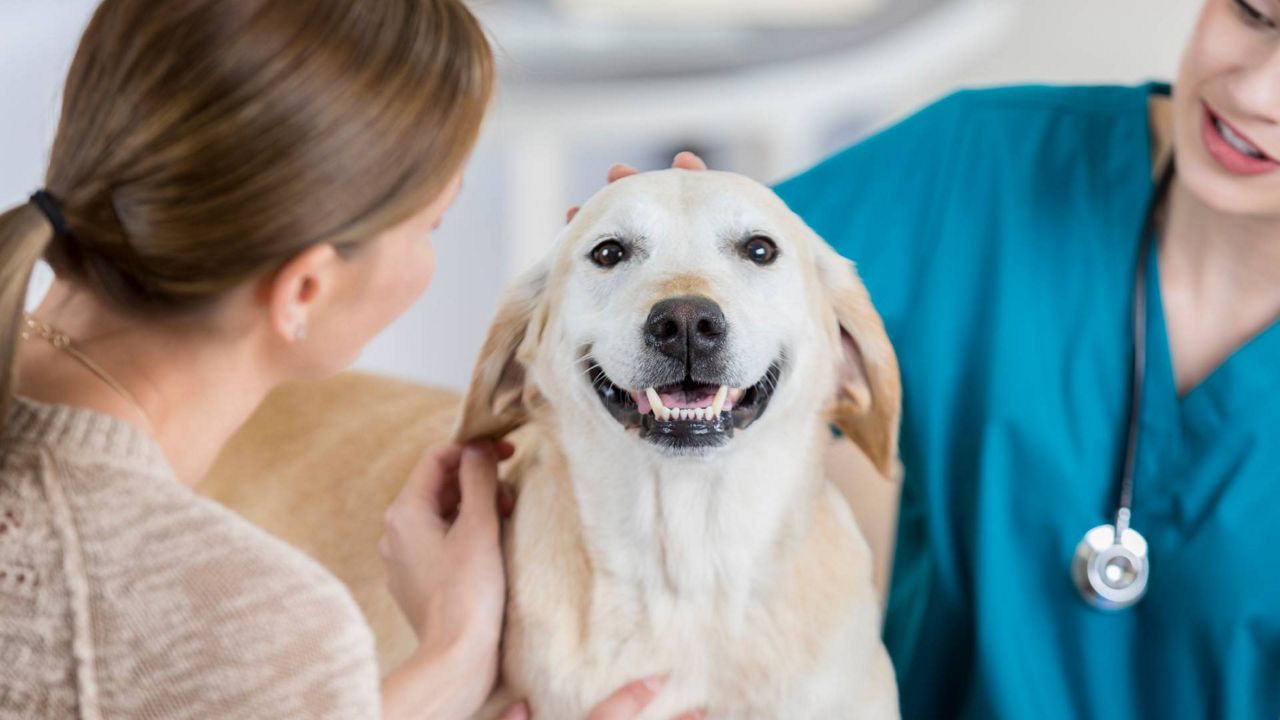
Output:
[1073, 158, 1175, 611]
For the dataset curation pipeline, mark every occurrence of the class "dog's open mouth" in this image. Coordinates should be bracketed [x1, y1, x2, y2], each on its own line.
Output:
[585, 359, 783, 450]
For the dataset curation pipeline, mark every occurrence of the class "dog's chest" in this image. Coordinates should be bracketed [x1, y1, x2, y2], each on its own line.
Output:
[500, 501, 889, 717]
[506, 585, 859, 719]
[495, 447, 896, 719]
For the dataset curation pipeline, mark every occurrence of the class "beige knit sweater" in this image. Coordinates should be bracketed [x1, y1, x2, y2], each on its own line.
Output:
[0, 397, 380, 719]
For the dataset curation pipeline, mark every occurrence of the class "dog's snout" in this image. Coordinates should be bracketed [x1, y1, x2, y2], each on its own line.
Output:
[645, 295, 727, 362]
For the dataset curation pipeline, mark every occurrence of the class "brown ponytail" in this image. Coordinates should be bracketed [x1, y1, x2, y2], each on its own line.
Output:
[2, 0, 494, 428]
[0, 204, 56, 422]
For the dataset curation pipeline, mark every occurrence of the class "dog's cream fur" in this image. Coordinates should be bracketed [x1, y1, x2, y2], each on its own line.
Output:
[459, 169, 901, 719]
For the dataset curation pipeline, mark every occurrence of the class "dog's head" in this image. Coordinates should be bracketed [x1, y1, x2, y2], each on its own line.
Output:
[457, 169, 900, 476]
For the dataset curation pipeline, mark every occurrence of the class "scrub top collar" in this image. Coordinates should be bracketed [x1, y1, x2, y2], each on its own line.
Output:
[1143, 240, 1280, 433]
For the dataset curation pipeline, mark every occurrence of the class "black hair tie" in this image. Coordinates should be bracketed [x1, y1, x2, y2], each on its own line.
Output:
[30, 190, 70, 239]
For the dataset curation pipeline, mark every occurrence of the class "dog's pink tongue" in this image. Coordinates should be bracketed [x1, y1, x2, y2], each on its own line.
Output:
[632, 387, 738, 415]
[660, 388, 715, 409]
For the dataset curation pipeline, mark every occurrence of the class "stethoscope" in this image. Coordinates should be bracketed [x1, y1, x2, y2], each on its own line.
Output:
[1070, 159, 1176, 612]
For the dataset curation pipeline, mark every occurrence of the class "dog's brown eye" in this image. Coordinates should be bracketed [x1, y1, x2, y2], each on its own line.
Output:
[590, 239, 628, 268]
[741, 236, 778, 265]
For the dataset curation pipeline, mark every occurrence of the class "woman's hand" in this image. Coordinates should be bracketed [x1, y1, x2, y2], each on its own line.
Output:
[379, 440, 515, 720]
[566, 151, 708, 222]
[500, 677, 705, 720]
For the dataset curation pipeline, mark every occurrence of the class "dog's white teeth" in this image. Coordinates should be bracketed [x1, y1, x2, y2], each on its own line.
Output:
[645, 387, 665, 417]
[644, 386, 731, 422]
[711, 385, 728, 417]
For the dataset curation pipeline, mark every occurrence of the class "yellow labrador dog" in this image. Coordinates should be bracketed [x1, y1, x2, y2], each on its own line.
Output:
[460, 168, 901, 719]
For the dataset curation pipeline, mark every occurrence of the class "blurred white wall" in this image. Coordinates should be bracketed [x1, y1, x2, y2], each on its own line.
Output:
[2, 0, 1201, 391]
[916, 0, 1199, 97]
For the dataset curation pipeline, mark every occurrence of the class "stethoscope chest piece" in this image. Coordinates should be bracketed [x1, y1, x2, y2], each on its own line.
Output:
[1072, 519, 1150, 611]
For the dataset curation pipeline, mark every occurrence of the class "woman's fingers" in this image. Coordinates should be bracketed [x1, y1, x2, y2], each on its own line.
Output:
[607, 163, 640, 183]
[671, 151, 708, 171]
[509, 682, 702, 720]
[457, 443, 500, 532]
[607, 153, 705, 185]
[586, 676, 666, 720]
[404, 440, 514, 521]
[403, 443, 465, 514]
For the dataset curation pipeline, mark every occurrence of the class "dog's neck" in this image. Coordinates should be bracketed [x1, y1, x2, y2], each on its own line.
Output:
[544, 408, 830, 611]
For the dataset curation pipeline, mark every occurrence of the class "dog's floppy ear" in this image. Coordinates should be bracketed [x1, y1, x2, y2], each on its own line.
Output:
[455, 264, 550, 443]
[814, 241, 902, 479]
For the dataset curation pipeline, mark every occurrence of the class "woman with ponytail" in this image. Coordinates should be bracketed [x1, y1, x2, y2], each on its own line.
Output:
[0, 1, 546, 717]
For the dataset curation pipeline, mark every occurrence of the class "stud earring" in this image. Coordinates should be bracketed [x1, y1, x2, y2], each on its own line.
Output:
[293, 324, 308, 342]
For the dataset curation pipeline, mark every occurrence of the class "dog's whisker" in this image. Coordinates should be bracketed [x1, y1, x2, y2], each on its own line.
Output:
[585, 366, 611, 392]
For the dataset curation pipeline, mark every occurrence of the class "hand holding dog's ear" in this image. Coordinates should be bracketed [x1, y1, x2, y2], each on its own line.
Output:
[378, 441, 514, 720]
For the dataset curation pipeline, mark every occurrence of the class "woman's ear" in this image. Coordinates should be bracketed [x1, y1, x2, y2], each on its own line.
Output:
[264, 243, 339, 344]
[814, 241, 902, 479]
[455, 263, 550, 443]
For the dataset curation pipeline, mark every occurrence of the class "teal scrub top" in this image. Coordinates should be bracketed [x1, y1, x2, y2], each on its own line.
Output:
[775, 84, 1280, 719]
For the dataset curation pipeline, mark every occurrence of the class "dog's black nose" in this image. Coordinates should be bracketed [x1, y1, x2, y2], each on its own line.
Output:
[645, 295, 727, 363]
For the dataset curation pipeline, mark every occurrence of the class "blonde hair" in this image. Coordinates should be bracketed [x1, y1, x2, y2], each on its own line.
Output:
[0, 0, 494, 426]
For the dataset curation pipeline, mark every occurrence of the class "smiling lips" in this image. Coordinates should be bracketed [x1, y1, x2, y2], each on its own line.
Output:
[1202, 103, 1280, 175]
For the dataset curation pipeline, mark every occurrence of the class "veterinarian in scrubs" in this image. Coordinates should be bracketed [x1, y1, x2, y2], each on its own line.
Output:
[770, 0, 1280, 717]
